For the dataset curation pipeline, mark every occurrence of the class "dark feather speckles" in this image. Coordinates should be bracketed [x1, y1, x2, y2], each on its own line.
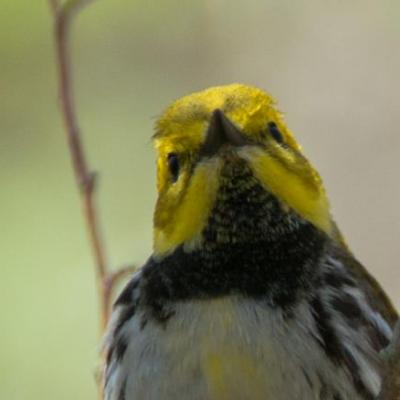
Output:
[332, 291, 390, 351]
[311, 296, 375, 400]
[115, 337, 128, 361]
[310, 297, 344, 366]
[105, 324, 129, 368]
[140, 315, 148, 330]
[319, 379, 329, 399]
[323, 268, 356, 289]
[115, 276, 140, 306]
[331, 292, 363, 323]
[118, 378, 127, 400]
[342, 347, 375, 400]
[114, 304, 136, 336]
[301, 367, 313, 389]
[106, 336, 128, 369]
[326, 268, 391, 351]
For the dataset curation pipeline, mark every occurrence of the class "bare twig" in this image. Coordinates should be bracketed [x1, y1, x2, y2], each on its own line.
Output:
[49, 3, 138, 397]
[49, 0, 60, 16]
[48, 0, 136, 333]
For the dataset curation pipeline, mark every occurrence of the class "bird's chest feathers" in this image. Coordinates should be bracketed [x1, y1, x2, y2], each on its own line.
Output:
[194, 299, 275, 400]
[119, 292, 369, 400]
[143, 298, 321, 400]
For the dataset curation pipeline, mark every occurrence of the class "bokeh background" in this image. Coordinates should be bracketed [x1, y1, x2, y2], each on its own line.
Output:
[1, 1, 399, 398]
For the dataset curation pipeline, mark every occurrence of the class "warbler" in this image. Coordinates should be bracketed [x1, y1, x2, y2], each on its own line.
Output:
[103, 84, 397, 400]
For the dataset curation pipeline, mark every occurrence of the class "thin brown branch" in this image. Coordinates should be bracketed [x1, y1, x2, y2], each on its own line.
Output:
[49, 0, 60, 16]
[49, 2, 139, 397]
[50, 0, 110, 332]
[48, 0, 135, 336]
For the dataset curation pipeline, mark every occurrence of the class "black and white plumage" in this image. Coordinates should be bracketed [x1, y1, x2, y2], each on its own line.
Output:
[104, 248, 393, 400]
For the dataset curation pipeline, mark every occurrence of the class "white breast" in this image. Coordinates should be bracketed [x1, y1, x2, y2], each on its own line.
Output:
[105, 296, 373, 400]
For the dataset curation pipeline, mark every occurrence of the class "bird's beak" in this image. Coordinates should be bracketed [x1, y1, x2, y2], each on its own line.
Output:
[200, 109, 250, 158]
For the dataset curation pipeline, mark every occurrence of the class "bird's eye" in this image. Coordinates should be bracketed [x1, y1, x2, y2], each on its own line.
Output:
[268, 122, 284, 144]
[167, 153, 180, 182]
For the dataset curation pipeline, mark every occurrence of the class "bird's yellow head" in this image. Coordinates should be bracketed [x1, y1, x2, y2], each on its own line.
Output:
[153, 84, 333, 256]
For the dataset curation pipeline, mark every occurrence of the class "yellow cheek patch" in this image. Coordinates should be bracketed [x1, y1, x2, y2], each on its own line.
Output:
[241, 147, 332, 235]
[154, 158, 221, 256]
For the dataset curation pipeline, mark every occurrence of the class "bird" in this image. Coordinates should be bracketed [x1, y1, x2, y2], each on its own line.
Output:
[103, 83, 397, 400]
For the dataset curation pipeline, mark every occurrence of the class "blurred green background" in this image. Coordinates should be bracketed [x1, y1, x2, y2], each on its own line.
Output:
[1, 1, 399, 399]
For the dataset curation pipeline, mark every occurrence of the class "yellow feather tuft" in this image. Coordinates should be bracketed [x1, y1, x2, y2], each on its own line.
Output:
[153, 157, 221, 255]
[240, 146, 332, 235]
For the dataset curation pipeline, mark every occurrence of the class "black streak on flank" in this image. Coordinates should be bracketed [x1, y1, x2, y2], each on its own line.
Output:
[106, 335, 128, 370]
[331, 292, 390, 352]
[114, 304, 136, 337]
[301, 367, 313, 390]
[333, 394, 344, 400]
[118, 378, 127, 400]
[105, 307, 134, 366]
[323, 268, 356, 289]
[310, 296, 375, 400]
[105, 337, 128, 388]
[342, 348, 375, 400]
[331, 293, 363, 322]
[311, 297, 344, 366]
[115, 337, 128, 361]
[319, 379, 329, 399]
[115, 275, 140, 306]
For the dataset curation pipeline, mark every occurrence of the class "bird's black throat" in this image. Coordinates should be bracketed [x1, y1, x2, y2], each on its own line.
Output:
[141, 157, 328, 319]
